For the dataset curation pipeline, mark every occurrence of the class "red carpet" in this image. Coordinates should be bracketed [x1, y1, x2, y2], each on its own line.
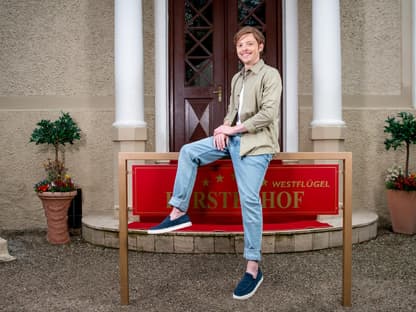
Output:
[128, 220, 332, 232]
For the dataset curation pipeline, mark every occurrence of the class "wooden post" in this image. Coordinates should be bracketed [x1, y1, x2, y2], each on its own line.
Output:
[342, 154, 353, 306]
[119, 154, 129, 305]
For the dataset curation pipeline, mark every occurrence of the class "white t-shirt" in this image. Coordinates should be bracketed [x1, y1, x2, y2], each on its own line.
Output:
[236, 84, 245, 125]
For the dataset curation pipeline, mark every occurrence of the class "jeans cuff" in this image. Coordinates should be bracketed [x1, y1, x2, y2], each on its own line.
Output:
[244, 249, 261, 262]
[168, 197, 188, 213]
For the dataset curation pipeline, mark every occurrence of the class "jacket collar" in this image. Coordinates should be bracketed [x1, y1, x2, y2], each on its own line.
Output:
[238, 59, 265, 78]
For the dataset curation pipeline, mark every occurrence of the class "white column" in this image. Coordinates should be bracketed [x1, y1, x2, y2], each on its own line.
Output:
[114, 0, 146, 128]
[113, 0, 147, 217]
[311, 0, 344, 127]
[283, 0, 299, 152]
[154, 0, 169, 152]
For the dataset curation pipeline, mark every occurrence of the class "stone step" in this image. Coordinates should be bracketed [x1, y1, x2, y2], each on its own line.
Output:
[82, 210, 378, 254]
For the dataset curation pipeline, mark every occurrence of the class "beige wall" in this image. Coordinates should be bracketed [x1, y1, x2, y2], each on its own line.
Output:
[0, 0, 115, 229]
[0, 0, 413, 229]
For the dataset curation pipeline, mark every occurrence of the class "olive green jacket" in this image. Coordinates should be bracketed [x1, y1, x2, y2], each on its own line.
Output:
[224, 59, 282, 156]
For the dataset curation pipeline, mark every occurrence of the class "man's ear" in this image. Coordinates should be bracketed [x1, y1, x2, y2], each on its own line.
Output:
[259, 43, 264, 53]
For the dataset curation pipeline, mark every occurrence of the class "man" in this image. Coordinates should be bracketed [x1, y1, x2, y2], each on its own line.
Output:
[148, 26, 282, 300]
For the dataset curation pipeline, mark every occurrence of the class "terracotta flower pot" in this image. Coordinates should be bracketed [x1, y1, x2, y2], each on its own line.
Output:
[386, 189, 416, 234]
[37, 191, 77, 244]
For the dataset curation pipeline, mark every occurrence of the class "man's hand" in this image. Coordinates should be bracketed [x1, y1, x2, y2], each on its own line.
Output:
[213, 133, 228, 151]
[213, 124, 247, 150]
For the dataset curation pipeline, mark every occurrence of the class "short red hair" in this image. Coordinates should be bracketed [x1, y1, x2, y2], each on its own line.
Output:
[233, 26, 265, 46]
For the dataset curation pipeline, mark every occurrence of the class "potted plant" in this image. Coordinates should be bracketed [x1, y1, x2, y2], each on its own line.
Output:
[384, 111, 416, 234]
[30, 112, 82, 244]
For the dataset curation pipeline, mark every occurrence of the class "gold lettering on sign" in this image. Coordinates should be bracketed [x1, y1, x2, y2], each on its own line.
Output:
[233, 192, 240, 208]
[166, 190, 306, 210]
[207, 192, 217, 208]
[293, 191, 304, 208]
[261, 192, 275, 208]
[276, 191, 291, 208]
[260, 191, 305, 209]
[194, 192, 206, 209]
[272, 180, 330, 188]
[220, 192, 231, 208]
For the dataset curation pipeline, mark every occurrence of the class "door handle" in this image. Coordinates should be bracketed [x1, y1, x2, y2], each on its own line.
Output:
[213, 85, 222, 103]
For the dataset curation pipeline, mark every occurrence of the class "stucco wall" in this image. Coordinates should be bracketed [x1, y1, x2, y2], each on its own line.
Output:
[0, 0, 115, 229]
[0, 0, 114, 96]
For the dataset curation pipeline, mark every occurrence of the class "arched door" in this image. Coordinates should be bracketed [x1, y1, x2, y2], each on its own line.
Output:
[169, 0, 282, 151]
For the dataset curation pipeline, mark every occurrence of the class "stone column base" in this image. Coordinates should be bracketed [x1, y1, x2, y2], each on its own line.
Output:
[310, 125, 345, 152]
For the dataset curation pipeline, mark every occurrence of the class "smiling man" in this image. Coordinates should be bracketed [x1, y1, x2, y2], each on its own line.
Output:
[148, 26, 282, 300]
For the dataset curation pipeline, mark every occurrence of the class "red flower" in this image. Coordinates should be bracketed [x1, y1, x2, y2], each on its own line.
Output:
[37, 184, 49, 192]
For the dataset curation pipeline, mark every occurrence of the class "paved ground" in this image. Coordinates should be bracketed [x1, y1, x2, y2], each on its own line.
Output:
[0, 228, 415, 312]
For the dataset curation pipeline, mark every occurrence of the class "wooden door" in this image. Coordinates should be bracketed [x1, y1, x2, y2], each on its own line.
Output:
[169, 0, 282, 151]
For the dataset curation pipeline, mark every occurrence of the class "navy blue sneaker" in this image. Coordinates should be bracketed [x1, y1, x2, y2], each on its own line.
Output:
[233, 268, 263, 300]
[147, 214, 192, 234]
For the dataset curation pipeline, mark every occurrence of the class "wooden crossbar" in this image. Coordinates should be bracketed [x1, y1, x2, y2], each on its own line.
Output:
[118, 152, 352, 307]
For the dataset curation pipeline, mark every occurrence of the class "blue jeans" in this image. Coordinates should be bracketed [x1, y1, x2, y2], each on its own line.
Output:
[168, 136, 272, 261]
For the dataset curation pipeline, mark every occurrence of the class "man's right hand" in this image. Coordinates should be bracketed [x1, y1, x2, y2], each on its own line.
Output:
[213, 133, 228, 151]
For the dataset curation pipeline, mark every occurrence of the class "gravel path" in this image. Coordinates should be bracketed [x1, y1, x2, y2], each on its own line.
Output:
[0, 228, 415, 312]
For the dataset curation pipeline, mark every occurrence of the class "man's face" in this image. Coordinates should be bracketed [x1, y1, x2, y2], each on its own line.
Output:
[236, 33, 264, 69]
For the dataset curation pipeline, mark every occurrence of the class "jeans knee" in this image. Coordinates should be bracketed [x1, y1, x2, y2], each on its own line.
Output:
[179, 143, 201, 166]
[179, 143, 192, 158]
[179, 143, 190, 154]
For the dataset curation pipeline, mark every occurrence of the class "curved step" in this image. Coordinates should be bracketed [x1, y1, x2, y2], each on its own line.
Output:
[82, 210, 378, 254]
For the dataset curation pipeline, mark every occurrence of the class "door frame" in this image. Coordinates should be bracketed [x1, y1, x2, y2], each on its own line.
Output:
[162, 0, 291, 152]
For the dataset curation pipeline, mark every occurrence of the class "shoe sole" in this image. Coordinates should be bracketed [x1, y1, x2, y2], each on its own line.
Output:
[147, 221, 192, 234]
[232, 275, 264, 300]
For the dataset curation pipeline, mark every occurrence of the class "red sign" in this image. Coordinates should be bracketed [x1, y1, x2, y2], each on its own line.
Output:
[132, 160, 338, 223]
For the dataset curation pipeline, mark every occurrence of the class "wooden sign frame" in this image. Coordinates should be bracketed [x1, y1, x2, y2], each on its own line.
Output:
[118, 152, 353, 307]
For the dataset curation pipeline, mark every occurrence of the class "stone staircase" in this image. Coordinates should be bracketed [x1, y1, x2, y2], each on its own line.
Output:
[82, 210, 378, 254]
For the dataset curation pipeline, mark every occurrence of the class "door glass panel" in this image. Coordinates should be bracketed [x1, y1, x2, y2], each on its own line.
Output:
[185, 59, 213, 86]
[238, 0, 265, 30]
[184, 0, 214, 87]
[237, 0, 266, 70]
